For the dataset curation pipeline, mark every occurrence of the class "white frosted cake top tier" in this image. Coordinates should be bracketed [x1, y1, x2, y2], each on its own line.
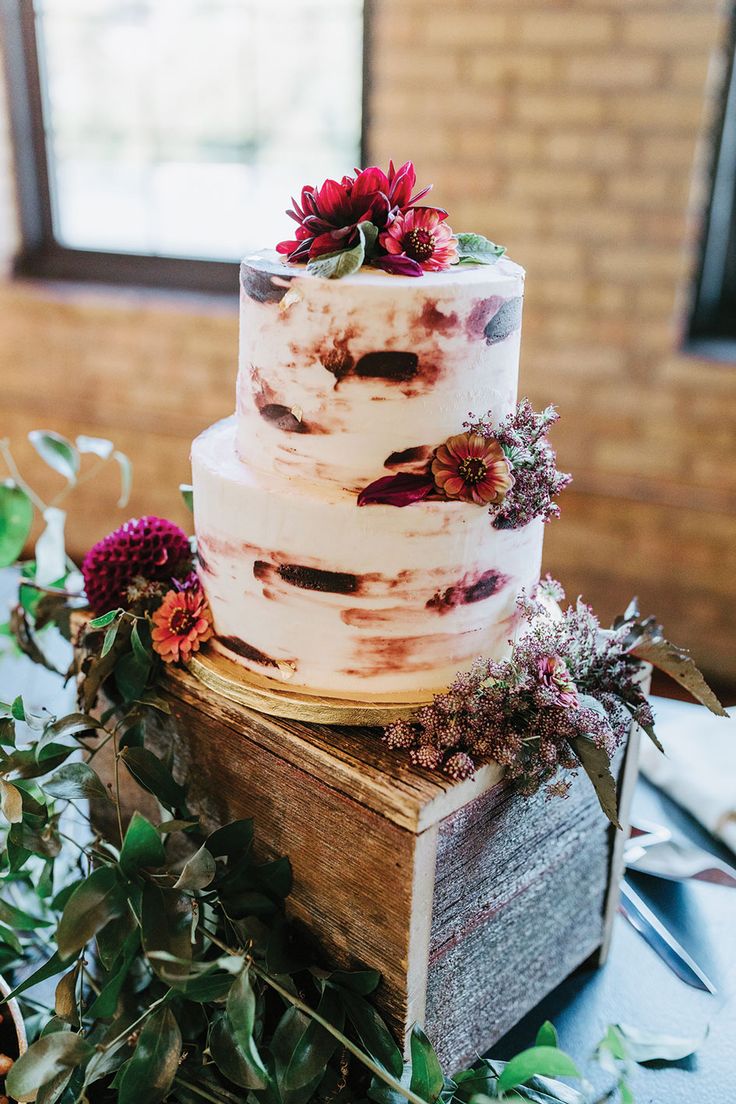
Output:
[236, 249, 525, 493]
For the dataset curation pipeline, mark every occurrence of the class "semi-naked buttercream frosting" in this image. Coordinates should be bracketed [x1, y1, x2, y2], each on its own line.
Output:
[192, 249, 545, 698]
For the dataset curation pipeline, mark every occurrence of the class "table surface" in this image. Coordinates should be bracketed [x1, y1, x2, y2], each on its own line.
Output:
[496, 695, 736, 1103]
[0, 588, 733, 1103]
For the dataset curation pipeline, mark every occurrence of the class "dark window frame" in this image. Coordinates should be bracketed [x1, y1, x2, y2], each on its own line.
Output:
[686, 7, 736, 359]
[1, 0, 370, 295]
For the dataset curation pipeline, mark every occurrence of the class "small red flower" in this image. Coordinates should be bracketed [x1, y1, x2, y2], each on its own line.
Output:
[431, 433, 513, 505]
[379, 206, 458, 272]
[151, 585, 213, 664]
[276, 161, 431, 262]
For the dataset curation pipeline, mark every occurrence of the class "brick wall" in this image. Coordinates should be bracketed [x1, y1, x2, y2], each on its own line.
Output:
[1, 0, 735, 679]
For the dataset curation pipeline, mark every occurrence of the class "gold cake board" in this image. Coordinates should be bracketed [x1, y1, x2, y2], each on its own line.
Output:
[186, 647, 436, 725]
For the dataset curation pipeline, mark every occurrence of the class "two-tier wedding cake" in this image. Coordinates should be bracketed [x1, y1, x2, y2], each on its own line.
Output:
[191, 162, 567, 701]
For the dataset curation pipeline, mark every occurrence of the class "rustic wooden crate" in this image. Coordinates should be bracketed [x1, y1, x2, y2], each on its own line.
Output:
[145, 665, 640, 1071]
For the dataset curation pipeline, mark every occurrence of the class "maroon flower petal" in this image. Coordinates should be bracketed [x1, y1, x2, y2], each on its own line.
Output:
[357, 471, 436, 507]
[372, 253, 425, 277]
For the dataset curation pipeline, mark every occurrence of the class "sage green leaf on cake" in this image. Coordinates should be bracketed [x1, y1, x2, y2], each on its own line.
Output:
[307, 221, 377, 279]
[455, 232, 506, 265]
[7, 1030, 93, 1101]
[117, 1006, 182, 1104]
[569, 733, 621, 829]
[0, 481, 33, 567]
[496, 1046, 581, 1094]
[56, 866, 127, 958]
[28, 430, 79, 484]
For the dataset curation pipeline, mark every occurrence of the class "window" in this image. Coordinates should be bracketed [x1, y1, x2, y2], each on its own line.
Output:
[687, 12, 736, 356]
[2, 0, 365, 292]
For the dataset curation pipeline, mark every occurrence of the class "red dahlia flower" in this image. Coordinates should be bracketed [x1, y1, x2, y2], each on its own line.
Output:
[379, 206, 458, 272]
[276, 161, 430, 262]
[431, 433, 513, 505]
[151, 585, 213, 664]
[81, 516, 192, 615]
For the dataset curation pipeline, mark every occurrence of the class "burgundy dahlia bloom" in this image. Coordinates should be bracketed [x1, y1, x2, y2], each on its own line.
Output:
[276, 160, 431, 262]
[379, 206, 458, 272]
[81, 516, 192, 615]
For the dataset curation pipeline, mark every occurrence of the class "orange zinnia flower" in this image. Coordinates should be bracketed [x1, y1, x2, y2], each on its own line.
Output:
[431, 432, 513, 505]
[151, 585, 213, 664]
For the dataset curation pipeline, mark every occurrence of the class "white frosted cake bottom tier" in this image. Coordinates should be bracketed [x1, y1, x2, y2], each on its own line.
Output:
[192, 418, 544, 697]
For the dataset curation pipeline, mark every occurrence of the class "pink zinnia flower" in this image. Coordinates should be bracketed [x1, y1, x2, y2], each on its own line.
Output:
[151, 585, 213, 664]
[538, 656, 579, 708]
[431, 433, 513, 505]
[379, 207, 458, 272]
[276, 161, 431, 262]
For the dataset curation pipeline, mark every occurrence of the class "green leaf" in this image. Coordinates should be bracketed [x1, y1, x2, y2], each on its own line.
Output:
[88, 608, 122, 629]
[632, 637, 728, 717]
[113, 450, 133, 507]
[44, 762, 110, 803]
[120, 811, 166, 876]
[0, 480, 33, 567]
[7, 1030, 94, 1101]
[496, 1047, 580, 1095]
[207, 818, 254, 861]
[54, 962, 81, 1027]
[226, 966, 269, 1087]
[141, 883, 193, 984]
[56, 866, 127, 958]
[209, 1012, 266, 1090]
[101, 618, 122, 657]
[174, 842, 216, 891]
[339, 988, 403, 1077]
[180, 484, 194, 512]
[6, 949, 72, 1000]
[86, 929, 140, 1019]
[76, 434, 114, 459]
[120, 746, 187, 810]
[326, 968, 381, 995]
[115, 649, 152, 701]
[117, 1006, 182, 1104]
[28, 430, 80, 484]
[455, 232, 506, 265]
[0, 920, 23, 954]
[11, 694, 26, 720]
[281, 984, 344, 1091]
[0, 895, 52, 930]
[569, 733, 621, 829]
[0, 778, 24, 823]
[306, 221, 376, 279]
[535, 1022, 559, 1049]
[409, 1024, 444, 1102]
[615, 1022, 707, 1064]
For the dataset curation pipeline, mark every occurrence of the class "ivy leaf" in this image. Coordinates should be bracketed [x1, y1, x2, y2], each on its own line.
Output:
[535, 1022, 559, 1049]
[455, 232, 506, 265]
[56, 866, 127, 958]
[173, 843, 216, 891]
[119, 746, 187, 810]
[569, 733, 621, 829]
[28, 430, 80, 484]
[44, 762, 110, 803]
[180, 484, 194, 512]
[0, 480, 33, 567]
[338, 988, 403, 1077]
[632, 637, 728, 717]
[141, 883, 193, 984]
[306, 221, 376, 279]
[0, 778, 24, 823]
[117, 1006, 182, 1104]
[226, 966, 269, 1087]
[7, 1031, 94, 1101]
[496, 1047, 580, 1095]
[120, 811, 166, 876]
[409, 1024, 444, 1102]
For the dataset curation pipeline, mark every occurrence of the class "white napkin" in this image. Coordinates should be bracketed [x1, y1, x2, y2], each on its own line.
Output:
[639, 696, 736, 854]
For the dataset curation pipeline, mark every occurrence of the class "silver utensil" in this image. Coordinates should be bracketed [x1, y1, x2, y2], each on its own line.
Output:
[626, 820, 736, 888]
[619, 879, 717, 993]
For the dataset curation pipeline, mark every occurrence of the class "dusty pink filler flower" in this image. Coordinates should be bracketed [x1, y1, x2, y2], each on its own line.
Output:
[537, 656, 579, 707]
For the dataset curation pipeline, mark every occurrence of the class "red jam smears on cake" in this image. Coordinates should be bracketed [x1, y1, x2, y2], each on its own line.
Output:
[191, 162, 567, 698]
